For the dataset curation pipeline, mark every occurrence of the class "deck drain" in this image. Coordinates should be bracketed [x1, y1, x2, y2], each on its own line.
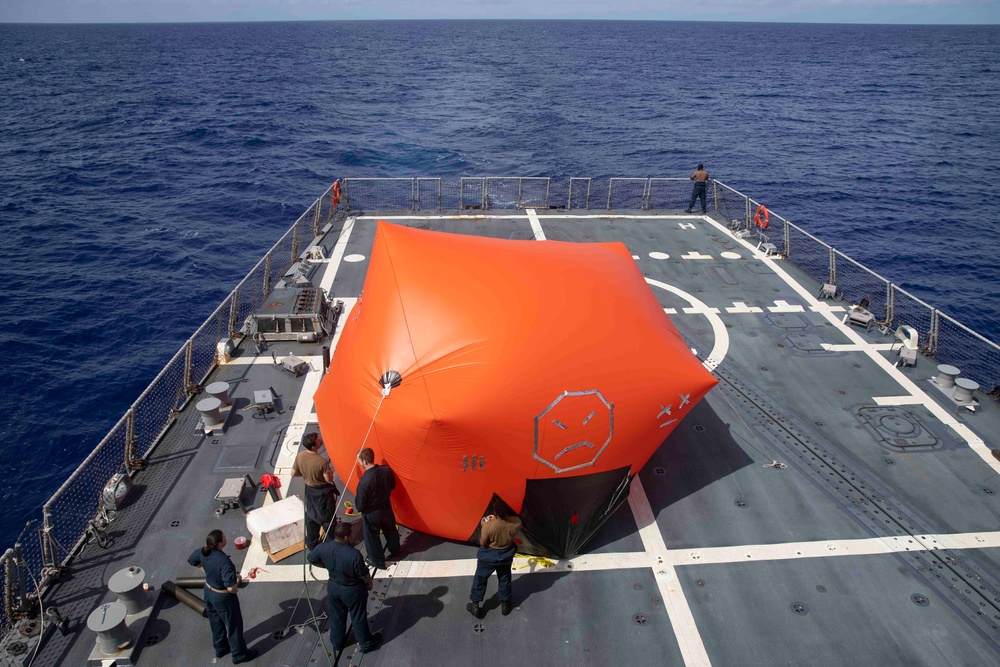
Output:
[145, 635, 160, 646]
[633, 583, 644, 590]
[884, 458, 895, 465]
[170, 520, 181, 528]
[735, 499, 748, 508]
[653, 467, 666, 475]
[694, 425, 705, 432]
[696, 580, 706, 587]
[911, 594, 929, 607]
[760, 366, 768, 371]
[790, 603, 808, 615]
[634, 614, 648, 625]
[815, 421, 824, 427]
[473, 623, 485, 634]
[816, 585, 827, 593]
[985, 488, 995, 496]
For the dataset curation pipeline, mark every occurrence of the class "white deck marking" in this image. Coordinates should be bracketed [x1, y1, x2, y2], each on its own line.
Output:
[243, 526, 1000, 583]
[319, 216, 356, 294]
[767, 300, 805, 313]
[678, 222, 697, 230]
[224, 354, 322, 367]
[649, 251, 670, 260]
[681, 251, 713, 260]
[821, 343, 895, 352]
[357, 214, 696, 220]
[664, 308, 678, 315]
[682, 306, 722, 315]
[809, 303, 847, 313]
[649, 280, 729, 372]
[632, 254, 640, 259]
[701, 215, 1000, 476]
[720, 251, 741, 259]
[525, 208, 546, 240]
[344, 253, 366, 263]
[873, 395, 925, 406]
[725, 302, 763, 314]
[629, 478, 713, 667]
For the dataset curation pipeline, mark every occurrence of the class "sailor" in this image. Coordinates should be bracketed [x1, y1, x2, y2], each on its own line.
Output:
[354, 447, 401, 570]
[467, 512, 522, 619]
[187, 530, 257, 664]
[292, 432, 340, 549]
[684, 163, 710, 215]
[307, 521, 383, 653]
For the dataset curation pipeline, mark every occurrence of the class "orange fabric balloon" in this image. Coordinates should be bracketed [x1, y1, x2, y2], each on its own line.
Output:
[314, 221, 717, 542]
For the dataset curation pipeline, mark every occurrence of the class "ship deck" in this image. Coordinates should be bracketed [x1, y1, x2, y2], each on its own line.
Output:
[31, 209, 1000, 667]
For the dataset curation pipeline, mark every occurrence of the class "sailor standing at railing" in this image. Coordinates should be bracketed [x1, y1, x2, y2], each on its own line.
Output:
[685, 163, 710, 215]
[187, 529, 257, 664]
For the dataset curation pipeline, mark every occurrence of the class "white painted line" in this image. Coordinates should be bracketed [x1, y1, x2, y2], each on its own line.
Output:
[809, 303, 847, 313]
[356, 214, 698, 220]
[682, 306, 722, 315]
[820, 343, 895, 352]
[725, 302, 763, 314]
[649, 280, 729, 372]
[873, 395, 925, 406]
[698, 214, 1000, 476]
[243, 527, 1000, 583]
[681, 251, 713, 260]
[767, 300, 805, 313]
[678, 222, 697, 230]
[632, 254, 640, 260]
[664, 308, 678, 315]
[629, 478, 712, 667]
[223, 355, 322, 367]
[525, 208, 546, 241]
[319, 217, 356, 294]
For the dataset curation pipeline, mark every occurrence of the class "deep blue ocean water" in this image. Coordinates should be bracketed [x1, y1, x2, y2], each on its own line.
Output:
[1, 20, 998, 549]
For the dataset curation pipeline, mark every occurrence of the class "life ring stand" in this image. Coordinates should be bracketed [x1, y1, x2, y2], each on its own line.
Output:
[753, 204, 770, 229]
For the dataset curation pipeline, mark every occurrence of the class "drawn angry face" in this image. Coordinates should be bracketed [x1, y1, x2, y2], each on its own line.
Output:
[533, 390, 614, 474]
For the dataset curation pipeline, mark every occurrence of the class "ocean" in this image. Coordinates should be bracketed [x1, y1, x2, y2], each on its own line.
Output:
[0, 20, 998, 550]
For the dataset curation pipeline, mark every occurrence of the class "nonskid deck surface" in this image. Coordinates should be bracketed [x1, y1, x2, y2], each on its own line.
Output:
[34, 211, 1000, 667]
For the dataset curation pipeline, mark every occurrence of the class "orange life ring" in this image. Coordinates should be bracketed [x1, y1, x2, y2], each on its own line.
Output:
[331, 180, 342, 208]
[753, 204, 769, 229]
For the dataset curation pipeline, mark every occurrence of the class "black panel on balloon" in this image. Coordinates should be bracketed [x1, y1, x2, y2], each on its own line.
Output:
[519, 466, 633, 558]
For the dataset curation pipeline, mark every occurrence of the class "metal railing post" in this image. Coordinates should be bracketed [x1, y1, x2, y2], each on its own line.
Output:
[517, 179, 523, 209]
[411, 178, 416, 211]
[183, 339, 193, 395]
[783, 219, 791, 256]
[929, 309, 940, 354]
[228, 287, 240, 339]
[544, 177, 551, 208]
[642, 178, 651, 210]
[312, 201, 321, 238]
[586, 179, 592, 210]
[606, 180, 613, 211]
[829, 248, 837, 284]
[263, 251, 272, 297]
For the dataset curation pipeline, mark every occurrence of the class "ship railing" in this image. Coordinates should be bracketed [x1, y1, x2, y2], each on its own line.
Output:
[0, 183, 346, 639]
[341, 177, 694, 211]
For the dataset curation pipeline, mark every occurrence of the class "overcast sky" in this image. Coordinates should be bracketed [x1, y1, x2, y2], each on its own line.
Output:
[1, 0, 998, 25]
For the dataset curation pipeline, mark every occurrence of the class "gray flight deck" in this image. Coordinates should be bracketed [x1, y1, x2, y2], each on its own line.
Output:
[22, 205, 1000, 667]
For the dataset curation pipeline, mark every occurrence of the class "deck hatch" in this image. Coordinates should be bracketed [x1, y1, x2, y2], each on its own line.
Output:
[856, 406, 940, 450]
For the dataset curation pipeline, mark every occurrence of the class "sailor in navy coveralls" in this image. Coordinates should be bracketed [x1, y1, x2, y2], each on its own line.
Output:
[354, 447, 401, 569]
[187, 529, 256, 663]
[307, 521, 383, 653]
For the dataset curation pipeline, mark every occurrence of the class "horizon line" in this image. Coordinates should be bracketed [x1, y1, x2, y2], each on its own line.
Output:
[2, 18, 999, 27]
